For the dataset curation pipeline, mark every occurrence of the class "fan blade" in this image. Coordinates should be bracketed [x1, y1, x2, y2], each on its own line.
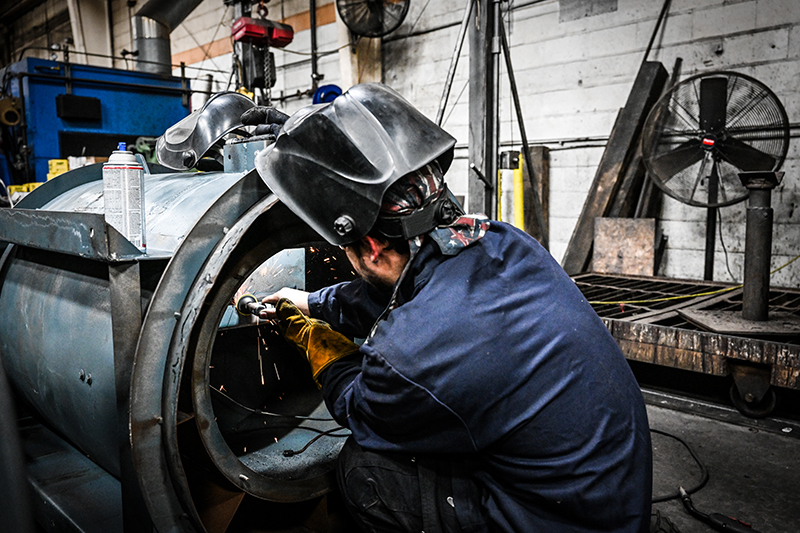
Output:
[650, 139, 704, 178]
[716, 137, 778, 171]
[383, 2, 406, 24]
[688, 152, 711, 204]
[699, 77, 728, 132]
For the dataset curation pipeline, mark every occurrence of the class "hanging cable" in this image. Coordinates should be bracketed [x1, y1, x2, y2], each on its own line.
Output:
[282, 427, 350, 457]
[210, 385, 336, 421]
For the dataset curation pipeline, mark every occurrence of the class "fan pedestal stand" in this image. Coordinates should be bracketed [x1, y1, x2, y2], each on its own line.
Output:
[703, 157, 720, 281]
[678, 172, 799, 416]
[680, 171, 800, 337]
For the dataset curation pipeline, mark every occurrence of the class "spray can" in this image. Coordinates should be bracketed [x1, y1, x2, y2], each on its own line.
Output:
[102, 142, 146, 252]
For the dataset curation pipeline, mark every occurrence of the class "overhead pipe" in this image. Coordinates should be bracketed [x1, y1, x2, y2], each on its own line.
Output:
[132, 0, 204, 75]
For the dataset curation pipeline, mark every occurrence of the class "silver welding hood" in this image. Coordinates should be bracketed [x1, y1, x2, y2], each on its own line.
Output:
[254, 83, 456, 245]
[157, 91, 255, 170]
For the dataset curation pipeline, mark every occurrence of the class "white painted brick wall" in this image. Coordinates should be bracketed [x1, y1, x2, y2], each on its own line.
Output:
[446, 0, 800, 288]
[692, 2, 757, 40]
[756, 0, 800, 28]
[151, 0, 800, 287]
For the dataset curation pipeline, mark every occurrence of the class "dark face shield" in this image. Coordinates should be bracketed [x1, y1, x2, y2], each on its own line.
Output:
[254, 83, 456, 246]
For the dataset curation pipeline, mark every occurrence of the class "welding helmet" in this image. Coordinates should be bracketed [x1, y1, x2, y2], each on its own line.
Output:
[157, 92, 255, 170]
[254, 83, 456, 245]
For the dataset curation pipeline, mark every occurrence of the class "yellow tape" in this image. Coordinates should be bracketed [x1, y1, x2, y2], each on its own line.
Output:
[514, 155, 525, 230]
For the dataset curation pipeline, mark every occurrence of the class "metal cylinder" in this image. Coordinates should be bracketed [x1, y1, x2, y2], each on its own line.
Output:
[133, 16, 172, 75]
[0, 160, 351, 532]
[742, 189, 773, 321]
[739, 171, 783, 322]
[0, 170, 243, 475]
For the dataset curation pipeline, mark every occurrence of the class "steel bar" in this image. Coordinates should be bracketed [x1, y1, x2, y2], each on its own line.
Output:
[12, 71, 190, 98]
[742, 190, 772, 320]
[641, 0, 672, 68]
[497, 18, 549, 249]
[436, 0, 474, 126]
[310, 0, 319, 92]
[490, 0, 501, 219]
[109, 262, 151, 532]
[561, 62, 668, 274]
[468, 0, 498, 215]
[704, 162, 720, 280]
[14, 46, 230, 74]
[0, 209, 144, 261]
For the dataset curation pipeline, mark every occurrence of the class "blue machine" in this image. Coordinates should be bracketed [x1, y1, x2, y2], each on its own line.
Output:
[0, 58, 189, 183]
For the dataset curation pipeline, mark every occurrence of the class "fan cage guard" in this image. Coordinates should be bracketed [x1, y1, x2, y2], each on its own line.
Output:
[641, 71, 789, 208]
[336, 0, 410, 38]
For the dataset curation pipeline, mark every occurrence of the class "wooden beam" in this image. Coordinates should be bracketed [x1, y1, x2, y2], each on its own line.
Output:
[522, 145, 549, 244]
[335, 6, 381, 88]
[561, 61, 668, 275]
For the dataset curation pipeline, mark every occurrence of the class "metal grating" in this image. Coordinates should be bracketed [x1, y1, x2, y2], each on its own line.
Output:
[574, 273, 800, 345]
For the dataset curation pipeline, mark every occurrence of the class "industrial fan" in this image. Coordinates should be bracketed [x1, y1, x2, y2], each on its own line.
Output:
[642, 71, 789, 208]
[336, 0, 410, 37]
[641, 71, 790, 279]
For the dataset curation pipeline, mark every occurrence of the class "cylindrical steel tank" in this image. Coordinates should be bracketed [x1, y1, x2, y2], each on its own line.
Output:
[0, 156, 355, 532]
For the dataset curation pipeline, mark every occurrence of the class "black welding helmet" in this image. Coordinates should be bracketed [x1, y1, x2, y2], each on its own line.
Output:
[254, 83, 456, 245]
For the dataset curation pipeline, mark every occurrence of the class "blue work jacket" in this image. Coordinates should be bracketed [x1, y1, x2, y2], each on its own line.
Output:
[308, 221, 652, 533]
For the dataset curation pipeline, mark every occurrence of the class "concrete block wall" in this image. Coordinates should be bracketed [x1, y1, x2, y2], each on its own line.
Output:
[385, 0, 800, 288]
[162, 0, 800, 287]
[640, 0, 800, 287]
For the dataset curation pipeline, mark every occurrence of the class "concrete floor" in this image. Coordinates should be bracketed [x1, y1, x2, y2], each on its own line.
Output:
[647, 391, 800, 533]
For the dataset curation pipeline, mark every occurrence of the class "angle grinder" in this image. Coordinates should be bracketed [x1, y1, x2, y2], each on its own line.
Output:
[236, 293, 275, 317]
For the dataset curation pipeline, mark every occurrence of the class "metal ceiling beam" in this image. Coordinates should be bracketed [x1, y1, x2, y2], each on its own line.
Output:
[0, 0, 47, 25]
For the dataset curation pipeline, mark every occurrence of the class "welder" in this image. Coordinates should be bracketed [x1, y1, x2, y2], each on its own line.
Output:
[247, 83, 653, 533]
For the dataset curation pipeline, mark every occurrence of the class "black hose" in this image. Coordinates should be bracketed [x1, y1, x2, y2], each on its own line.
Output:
[650, 428, 710, 503]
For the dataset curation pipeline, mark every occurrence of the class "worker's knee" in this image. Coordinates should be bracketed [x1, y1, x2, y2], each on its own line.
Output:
[336, 437, 490, 533]
[336, 437, 423, 532]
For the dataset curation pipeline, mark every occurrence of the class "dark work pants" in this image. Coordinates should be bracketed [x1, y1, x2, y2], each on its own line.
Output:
[336, 437, 491, 533]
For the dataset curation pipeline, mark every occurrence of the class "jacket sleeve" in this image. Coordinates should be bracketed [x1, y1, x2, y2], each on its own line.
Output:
[319, 343, 478, 454]
[307, 279, 389, 339]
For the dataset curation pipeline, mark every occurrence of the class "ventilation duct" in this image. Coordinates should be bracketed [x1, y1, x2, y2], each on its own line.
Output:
[133, 0, 204, 75]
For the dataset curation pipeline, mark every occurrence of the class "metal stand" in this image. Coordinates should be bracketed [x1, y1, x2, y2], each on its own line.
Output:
[703, 159, 720, 280]
[740, 171, 782, 321]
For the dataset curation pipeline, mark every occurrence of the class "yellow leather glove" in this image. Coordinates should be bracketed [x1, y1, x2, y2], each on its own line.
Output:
[275, 298, 360, 386]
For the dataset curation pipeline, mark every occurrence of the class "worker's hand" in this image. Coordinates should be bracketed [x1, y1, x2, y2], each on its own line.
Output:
[241, 106, 289, 137]
[274, 298, 360, 386]
[259, 288, 309, 319]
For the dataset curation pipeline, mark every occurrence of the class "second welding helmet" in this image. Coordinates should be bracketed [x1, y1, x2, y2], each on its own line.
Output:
[254, 83, 456, 245]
